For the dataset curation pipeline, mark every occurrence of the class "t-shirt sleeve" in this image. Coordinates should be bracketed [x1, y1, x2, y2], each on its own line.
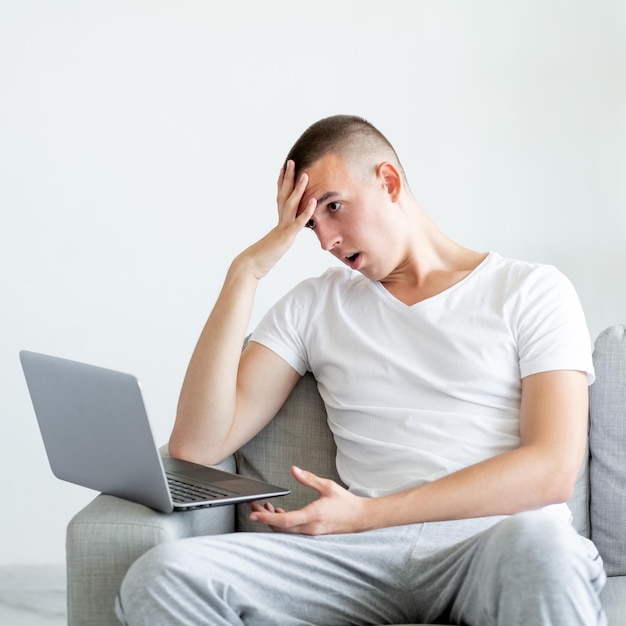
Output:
[515, 265, 594, 384]
[249, 280, 315, 376]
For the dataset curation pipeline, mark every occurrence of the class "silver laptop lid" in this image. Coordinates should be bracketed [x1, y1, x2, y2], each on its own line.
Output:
[20, 350, 173, 512]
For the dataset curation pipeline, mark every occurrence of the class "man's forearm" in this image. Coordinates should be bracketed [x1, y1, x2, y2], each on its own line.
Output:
[169, 162, 317, 466]
[169, 256, 259, 465]
[365, 443, 581, 530]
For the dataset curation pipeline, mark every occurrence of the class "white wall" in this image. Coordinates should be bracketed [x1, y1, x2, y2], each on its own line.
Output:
[1, 0, 624, 564]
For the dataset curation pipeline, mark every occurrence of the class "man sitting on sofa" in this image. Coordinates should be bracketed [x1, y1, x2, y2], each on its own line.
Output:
[115, 114, 606, 625]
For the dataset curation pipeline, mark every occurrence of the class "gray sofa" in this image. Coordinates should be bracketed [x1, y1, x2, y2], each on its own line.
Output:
[67, 325, 626, 625]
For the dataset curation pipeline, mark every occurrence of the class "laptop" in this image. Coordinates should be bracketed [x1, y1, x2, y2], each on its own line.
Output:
[19, 350, 290, 513]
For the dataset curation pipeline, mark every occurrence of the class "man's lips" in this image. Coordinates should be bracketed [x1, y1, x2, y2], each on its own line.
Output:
[343, 252, 362, 269]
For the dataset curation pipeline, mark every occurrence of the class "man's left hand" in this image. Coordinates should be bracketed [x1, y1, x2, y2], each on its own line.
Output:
[248, 466, 369, 535]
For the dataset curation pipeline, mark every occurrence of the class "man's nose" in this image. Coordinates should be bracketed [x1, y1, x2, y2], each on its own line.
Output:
[316, 224, 341, 251]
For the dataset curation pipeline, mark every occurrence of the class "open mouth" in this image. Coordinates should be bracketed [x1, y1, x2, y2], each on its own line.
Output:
[345, 252, 361, 267]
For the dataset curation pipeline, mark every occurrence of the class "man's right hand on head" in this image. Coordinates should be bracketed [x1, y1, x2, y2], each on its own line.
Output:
[234, 160, 316, 282]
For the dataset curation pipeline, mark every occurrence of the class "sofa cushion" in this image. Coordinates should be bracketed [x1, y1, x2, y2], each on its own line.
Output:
[589, 325, 626, 576]
[235, 371, 344, 532]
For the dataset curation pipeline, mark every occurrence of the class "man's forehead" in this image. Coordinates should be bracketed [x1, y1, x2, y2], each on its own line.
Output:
[294, 154, 336, 197]
[295, 151, 374, 215]
[301, 153, 352, 190]
[300, 152, 344, 176]
[297, 188, 341, 217]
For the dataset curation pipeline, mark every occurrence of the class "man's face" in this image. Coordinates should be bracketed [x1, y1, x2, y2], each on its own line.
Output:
[298, 153, 404, 282]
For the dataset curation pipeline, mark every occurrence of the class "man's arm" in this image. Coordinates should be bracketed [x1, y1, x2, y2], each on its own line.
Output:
[169, 162, 315, 466]
[250, 369, 589, 534]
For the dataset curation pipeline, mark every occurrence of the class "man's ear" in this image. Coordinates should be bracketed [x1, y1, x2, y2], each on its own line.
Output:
[377, 162, 402, 201]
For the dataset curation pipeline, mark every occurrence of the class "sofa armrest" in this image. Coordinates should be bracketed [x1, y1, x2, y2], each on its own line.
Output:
[67, 457, 237, 626]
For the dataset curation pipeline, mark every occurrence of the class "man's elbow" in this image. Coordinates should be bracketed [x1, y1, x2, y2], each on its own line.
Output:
[167, 436, 193, 462]
[168, 429, 232, 467]
[541, 461, 582, 505]
[547, 479, 576, 505]
[168, 434, 209, 466]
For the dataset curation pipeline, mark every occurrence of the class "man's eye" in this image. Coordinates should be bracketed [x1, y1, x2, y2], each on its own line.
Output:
[328, 202, 341, 213]
[305, 219, 315, 230]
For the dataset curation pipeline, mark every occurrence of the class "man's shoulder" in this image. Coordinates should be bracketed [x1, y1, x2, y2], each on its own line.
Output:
[276, 266, 360, 311]
[487, 251, 547, 272]
[482, 254, 580, 324]
[293, 266, 361, 293]
[318, 265, 359, 283]
[484, 252, 565, 286]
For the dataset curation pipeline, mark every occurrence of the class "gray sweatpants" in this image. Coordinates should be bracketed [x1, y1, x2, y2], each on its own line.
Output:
[115, 509, 606, 625]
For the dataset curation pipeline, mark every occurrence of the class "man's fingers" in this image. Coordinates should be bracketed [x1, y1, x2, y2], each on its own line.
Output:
[294, 197, 315, 226]
[249, 507, 309, 531]
[276, 160, 296, 204]
[277, 161, 311, 221]
[249, 501, 286, 514]
[291, 466, 332, 494]
[288, 172, 309, 211]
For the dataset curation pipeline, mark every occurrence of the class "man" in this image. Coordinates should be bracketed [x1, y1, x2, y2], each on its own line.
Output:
[115, 115, 606, 625]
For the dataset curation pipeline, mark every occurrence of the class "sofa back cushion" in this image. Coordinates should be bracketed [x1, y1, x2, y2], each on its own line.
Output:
[236, 372, 342, 532]
[589, 325, 626, 576]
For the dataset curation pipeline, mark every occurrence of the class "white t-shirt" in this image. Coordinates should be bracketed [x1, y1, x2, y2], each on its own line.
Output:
[251, 252, 594, 502]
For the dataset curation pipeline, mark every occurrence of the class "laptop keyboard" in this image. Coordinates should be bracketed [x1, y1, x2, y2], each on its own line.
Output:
[167, 475, 232, 503]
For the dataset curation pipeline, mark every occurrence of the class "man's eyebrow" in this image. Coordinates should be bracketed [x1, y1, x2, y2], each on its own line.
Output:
[316, 192, 339, 207]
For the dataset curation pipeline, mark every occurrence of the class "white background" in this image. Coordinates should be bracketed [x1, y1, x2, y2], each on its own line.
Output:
[1, 0, 624, 565]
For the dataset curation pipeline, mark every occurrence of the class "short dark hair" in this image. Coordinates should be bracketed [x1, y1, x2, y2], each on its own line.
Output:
[285, 114, 405, 180]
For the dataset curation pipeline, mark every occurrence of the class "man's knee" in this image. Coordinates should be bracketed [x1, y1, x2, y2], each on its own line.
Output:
[493, 510, 585, 567]
[115, 541, 196, 624]
[459, 510, 607, 625]
[487, 510, 606, 615]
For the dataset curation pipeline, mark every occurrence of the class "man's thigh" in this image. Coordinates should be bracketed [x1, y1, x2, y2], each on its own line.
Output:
[117, 525, 426, 626]
[118, 511, 605, 626]
[405, 510, 606, 626]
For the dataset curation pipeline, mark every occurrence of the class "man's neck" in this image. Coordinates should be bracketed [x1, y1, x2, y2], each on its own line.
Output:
[380, 237, 488, 306]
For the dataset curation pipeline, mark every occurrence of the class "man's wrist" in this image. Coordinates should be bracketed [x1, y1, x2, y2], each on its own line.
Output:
[358, 488, 423, 532]
[357, 494, 397, 532]
[227, 253, 264, 287]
